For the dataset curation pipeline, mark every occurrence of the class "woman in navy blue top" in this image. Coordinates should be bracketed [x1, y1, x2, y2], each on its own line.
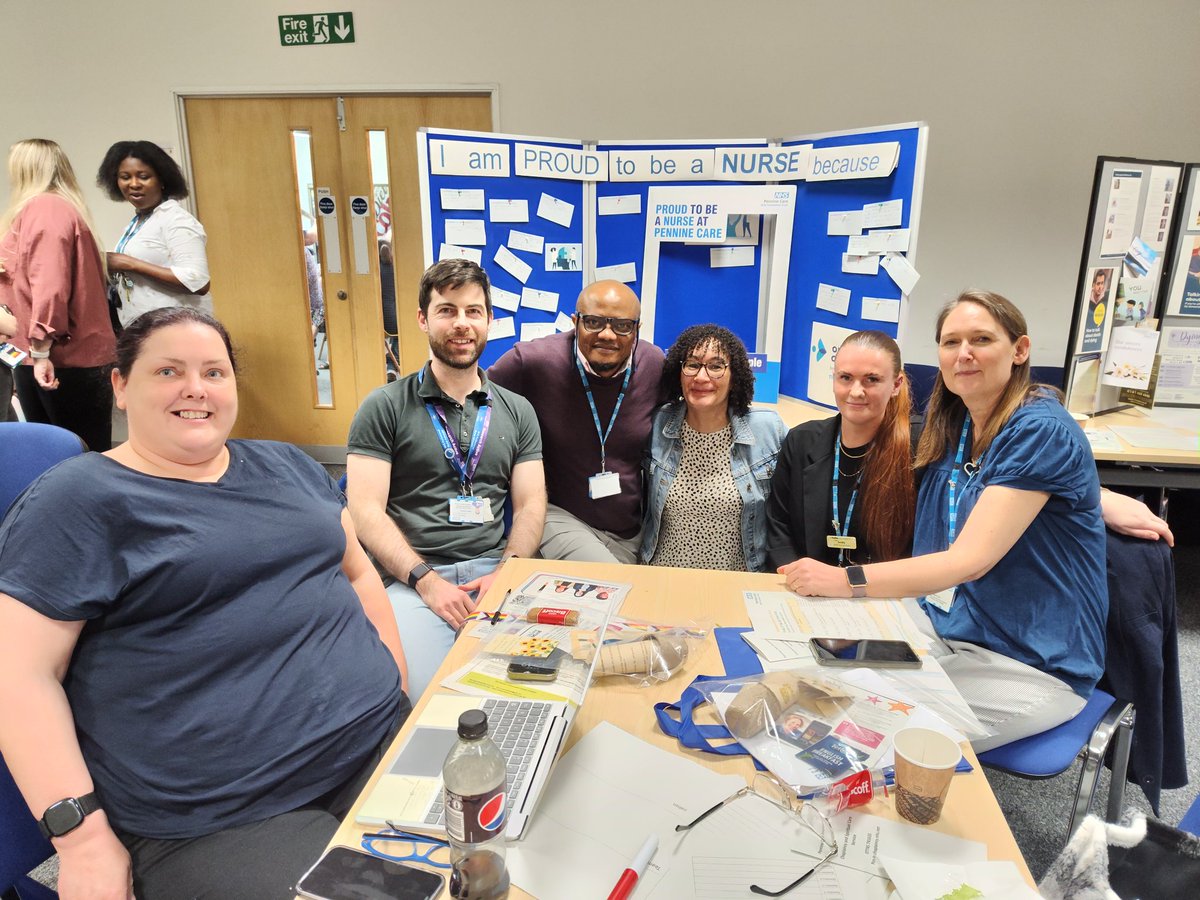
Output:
[783, 291, 1159, 751]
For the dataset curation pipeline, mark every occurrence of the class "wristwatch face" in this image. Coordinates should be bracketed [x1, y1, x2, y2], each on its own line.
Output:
[847, 566, 868, 588]
[42, 798, 85, 836]
[407, 562, 432, 588]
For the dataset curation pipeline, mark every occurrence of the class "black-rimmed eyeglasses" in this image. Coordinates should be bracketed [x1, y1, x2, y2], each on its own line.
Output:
[576, 314, 639, 336]
[681, 360, 729, 378]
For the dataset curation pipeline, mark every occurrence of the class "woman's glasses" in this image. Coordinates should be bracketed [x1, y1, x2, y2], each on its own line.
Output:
[360, 824, 452, 869]
[682, 360, 729, 378]
[577, 314, 639, 336]
[675, 773, 838, 896]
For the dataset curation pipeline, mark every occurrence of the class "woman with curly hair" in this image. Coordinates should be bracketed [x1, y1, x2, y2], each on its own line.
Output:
[640, 324, 786, 571]
[96, 140, 211, 328]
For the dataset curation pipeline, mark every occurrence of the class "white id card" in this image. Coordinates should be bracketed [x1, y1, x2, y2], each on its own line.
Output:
[925, 587, 956, 613]
[0, 342, 28, 368]
[588, 471, 621, 499]
[448, 495, 493, 524]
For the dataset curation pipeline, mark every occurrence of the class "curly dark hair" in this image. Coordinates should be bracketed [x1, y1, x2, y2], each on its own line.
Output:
[97, 141, 190, 202]
[659, 323, 754, 417]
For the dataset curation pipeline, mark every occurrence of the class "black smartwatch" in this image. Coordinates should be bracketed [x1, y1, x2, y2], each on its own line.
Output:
[846, 565, 868, 599]
[38, 792, 101, 839]
[407, 562, 434, 590]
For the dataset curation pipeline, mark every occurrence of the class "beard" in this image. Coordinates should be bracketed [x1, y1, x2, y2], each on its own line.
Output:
[430, 331, 485, 369]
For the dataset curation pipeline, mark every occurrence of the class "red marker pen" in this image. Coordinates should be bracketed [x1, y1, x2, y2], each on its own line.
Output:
[607, 833, 658, 900]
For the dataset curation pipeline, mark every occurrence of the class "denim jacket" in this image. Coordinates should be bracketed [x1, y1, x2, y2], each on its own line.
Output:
[640, 403, 787, 571]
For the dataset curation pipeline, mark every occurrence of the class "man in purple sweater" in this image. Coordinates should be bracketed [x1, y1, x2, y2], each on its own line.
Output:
[488, 281, 665, 564]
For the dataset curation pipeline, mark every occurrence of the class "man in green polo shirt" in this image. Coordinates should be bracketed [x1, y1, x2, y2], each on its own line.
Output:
[346, 259, 546, 701]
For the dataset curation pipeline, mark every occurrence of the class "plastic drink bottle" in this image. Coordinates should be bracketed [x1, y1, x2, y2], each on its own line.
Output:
[443, 710, 510, 899]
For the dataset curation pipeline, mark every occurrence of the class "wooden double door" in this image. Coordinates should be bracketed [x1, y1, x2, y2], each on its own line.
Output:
[184, 93, 491, 455]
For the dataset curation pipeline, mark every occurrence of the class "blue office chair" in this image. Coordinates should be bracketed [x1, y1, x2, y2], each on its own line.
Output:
[1, 760, 56, 899]
[1179, 792, 1200, 837]
[0, 422, 86, 516]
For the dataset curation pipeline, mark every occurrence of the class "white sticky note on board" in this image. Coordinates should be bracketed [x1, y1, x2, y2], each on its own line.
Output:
[507, 230, 544, 254]
[864, 228, 911, 253]
[491, 287, 520, 313]
[880, 252, 920, 294]
[554, 311, 574, 332]
[440, 189, 485, 211]
[862, 296, 902, 323]
[439, 243, 483, 265]
[598, 194, 642, 216]
[536, 193, 575, 228]
[489, 199, 529, 223]
[520, 322, 557, 342]
[846, 234, 872, 256]
[816, 283, 851, 316]
[594, 262, 637, 283]
[444, 218, 487, 246]
[710, 246, 755, 268]
[862, 199, 903, 229]
[494, 245, 532, 283]
[828, 210, 864, 236]
[488, 316, 516, 340]
[521, 287, 559, 313]
[842, 253, 880, 275]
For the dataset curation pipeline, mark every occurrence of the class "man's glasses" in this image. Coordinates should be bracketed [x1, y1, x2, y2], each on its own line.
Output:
[675, 773, 838, 896]
[360, 824, 452, 869]
[577, 314, 639, 336]
[681, 360, 729, 378]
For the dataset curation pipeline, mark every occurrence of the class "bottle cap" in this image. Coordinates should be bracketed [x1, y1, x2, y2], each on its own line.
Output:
[458, 709, 489, 739]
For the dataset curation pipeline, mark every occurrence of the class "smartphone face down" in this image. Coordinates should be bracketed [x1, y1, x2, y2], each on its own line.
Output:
[297, 846, 443, 900]
[809, 638, 921, 668]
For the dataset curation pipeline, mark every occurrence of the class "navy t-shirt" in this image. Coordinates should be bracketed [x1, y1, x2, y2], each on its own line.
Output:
[0, 440, 402, 838]
[914, 396, 1107, 696]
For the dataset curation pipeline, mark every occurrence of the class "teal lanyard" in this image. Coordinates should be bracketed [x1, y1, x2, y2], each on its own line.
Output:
[946, 415, 983, 543]
[573, 342, 631, 473]
[831, 437, 860, 566]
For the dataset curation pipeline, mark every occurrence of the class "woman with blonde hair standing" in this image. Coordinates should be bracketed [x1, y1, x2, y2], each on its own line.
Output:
[0, 139, 114, 449]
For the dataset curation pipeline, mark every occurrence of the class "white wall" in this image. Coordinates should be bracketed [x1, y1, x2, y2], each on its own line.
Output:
[5, 0, 1198, 367]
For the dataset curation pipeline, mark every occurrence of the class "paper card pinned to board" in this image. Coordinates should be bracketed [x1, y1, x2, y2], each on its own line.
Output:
[710, 246, 754, 268]
[489, 199, 529, 223]
[880, 252, 920, 294]
[862, 297, 901, 323]
[598, 194, 641, 216]
[444, 218, 487, 246]
[828, 210, 864, 236]
[439, 243, 482, 265]
[488, 316, 516, 340]
[842, 253, 880, 275]
[494, 245, 533, 283]
[554, 311, 574, 332]
[491, 287, 520, 313]
[863, 228, 911, 254]
[520, 322, 557, 342]
[847, 234, 872, 256]
[862, 199, 903, 229]
[521, 287, 559, 313]
[816, 283, 851, 316]
[537, 193, 575, 228]
[507, 230, 544, 254]
[594, 262, 637, 283]
[440, 189, 485, 211]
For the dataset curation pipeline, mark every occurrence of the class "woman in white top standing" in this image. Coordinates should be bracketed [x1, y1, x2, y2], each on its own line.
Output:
[96, 141, 211, 328]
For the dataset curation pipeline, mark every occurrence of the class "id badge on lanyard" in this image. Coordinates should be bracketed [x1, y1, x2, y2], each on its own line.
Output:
[449, 495, 493, 524]
[424, 384, 493, 525]
[576, 347, 630, 501]
[929, 416, 979, 614]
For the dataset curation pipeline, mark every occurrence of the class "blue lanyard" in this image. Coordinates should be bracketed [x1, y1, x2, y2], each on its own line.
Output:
[116, 212, 149, 253]
[946, 415, 982, 544]
[831, 437, 859, 566]
[418, 370, 492, 493]
[574, 342, 631, 472]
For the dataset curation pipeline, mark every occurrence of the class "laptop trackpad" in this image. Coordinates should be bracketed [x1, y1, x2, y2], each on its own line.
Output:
[389, 728, 460, 778]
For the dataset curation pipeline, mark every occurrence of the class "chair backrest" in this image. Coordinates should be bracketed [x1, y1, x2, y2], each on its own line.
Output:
[1, 751, 55, 893]
[0, 422, 86, 516]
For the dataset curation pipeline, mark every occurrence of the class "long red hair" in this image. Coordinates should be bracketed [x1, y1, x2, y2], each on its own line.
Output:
[839, 331, 915, 562]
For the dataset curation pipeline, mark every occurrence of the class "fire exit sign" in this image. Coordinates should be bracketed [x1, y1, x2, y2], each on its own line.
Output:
[278, 12, 355, 46]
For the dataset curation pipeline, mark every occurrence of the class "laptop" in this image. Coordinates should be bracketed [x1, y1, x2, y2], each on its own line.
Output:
[356, 621, 608, 840]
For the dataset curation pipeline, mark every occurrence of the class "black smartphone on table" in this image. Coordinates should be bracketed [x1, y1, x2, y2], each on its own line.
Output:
[809, 637, 921, 668]
[296, 846, 444, 900]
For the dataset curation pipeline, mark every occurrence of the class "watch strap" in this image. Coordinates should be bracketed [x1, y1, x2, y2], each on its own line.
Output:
[38, 792, 101, 839]
[407, 562, 433, 590]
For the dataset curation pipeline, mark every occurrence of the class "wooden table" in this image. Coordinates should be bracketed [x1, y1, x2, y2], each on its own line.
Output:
[316, 558, 1034, 896]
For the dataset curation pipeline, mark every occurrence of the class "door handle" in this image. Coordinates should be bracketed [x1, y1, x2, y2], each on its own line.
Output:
[337, 290, 348, 300]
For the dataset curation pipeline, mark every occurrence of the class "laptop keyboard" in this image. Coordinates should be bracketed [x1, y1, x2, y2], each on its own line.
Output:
[425, 699, 553, 826]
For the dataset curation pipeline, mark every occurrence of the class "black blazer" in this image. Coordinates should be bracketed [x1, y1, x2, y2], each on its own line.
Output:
[763, 415, 840, 571]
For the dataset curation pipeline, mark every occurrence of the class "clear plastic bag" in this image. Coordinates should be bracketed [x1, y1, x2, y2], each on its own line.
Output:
[588, 619, 708, 687]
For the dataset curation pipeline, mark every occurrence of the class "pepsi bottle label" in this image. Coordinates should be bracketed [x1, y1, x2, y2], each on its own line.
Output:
[445, 784, 507, 843]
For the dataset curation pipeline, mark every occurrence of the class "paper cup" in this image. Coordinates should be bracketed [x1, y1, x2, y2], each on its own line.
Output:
[892, 727, 961, 825]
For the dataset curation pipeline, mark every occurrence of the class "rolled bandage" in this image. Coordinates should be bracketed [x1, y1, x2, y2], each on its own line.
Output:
[724, 673, 806, 740]
[526, 606, 579, 626]
[595, 633, 688, 678]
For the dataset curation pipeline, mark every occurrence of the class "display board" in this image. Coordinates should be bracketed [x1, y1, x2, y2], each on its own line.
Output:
[417, 124, 929, 401]
[1156, 164, 1200, 407]
[1063, 156, 1185, 415]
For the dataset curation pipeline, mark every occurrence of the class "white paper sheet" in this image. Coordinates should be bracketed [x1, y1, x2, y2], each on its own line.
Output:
[520, 287, 559, 313]
[594, 262, 637, 283]
[882, 857, 1041, 900]
[487, 316, 515, 340]
[863, 228, 911, 253]
[710, 246, 754, 268]
[507, 229, 544, 254]
[828, 210, 865, 236]
[862, 297, 901, 323]
[861, 199, 903, 229]
[816, 283, 851, 316]
[744, 591, 930, 649]
[491, 286, 520, 313]
[1081, 426, 1123, 451]
[1108, 426, 1199, 451]
[520, 322, 557, 342]
[832, 813, 986, 879]
[842, 253, 880, 275]
[494, 245, 532, 283]
[536, 192, 575, 227]
[488, 198, 528, 223]
[598, 194, 641, 216]
[846, 234, 872, 256]
[438, 243, 482, 265]
[880, 252, 920, 293]
[440, 188, 485, 211]
[554, 311, 574, 332]
[443, 218, 487, 246]
[1100, 327, 1158, 388]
